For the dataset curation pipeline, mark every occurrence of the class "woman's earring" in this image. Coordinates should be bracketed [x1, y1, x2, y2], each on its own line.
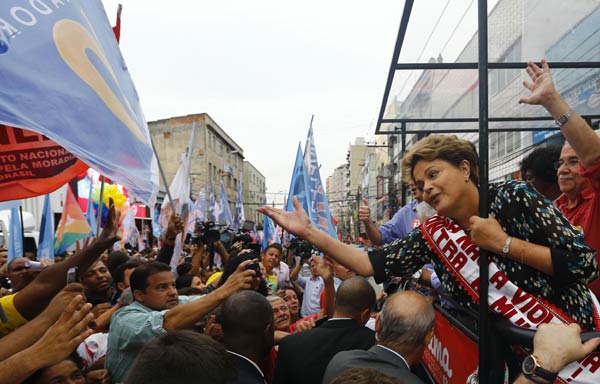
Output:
[465, 176, 469, 183]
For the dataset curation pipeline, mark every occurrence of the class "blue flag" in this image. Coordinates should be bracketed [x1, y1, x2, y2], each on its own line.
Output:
[37, 194, 54, 260]
[233, 173, 245, 230]
[8, 206, 23, 263]
[85, 180, 97, 237]
[187, 186, 206, 234]
[304, 122, 338, 238]
[0, 1, 158, 205]
[152, 207, 161, 239]
[209, 181, 216, 222]
[285, 143, 312, 220]
[218, 180, 234, 227]
[262, 198, 278, 250]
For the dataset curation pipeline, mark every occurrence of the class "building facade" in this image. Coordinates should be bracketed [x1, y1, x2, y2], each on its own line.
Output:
[243, 161, 266, 227]
[149, 113, 258, 223]
[384, 0, 600, 189]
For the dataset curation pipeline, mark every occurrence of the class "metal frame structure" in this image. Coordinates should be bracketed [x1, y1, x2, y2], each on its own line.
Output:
[374, 1, 600, 382]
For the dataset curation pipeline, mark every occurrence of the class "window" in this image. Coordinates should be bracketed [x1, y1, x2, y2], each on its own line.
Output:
[497, 132, 506, 157]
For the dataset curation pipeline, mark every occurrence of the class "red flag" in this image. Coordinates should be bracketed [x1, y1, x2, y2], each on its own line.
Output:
[112, 4, 122, 43]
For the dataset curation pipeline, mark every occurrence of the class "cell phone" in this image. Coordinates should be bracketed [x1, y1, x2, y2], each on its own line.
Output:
[66, 267, 78, 284]
[24, 260, 45, 272]
[244, 262, 262, 276]
[315, 315, 328, 327]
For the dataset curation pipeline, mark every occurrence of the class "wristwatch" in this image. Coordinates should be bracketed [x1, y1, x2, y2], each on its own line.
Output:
[522, 354, 557, 383]
[555, 108, 574, 127]
[502, 236, 513, 257]
[411, 269, 423, 284]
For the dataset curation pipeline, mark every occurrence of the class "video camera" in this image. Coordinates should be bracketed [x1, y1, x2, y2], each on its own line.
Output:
[190, 220, 224, 245]
[289, 238, 316, 259]
[191, 220, 261, 253]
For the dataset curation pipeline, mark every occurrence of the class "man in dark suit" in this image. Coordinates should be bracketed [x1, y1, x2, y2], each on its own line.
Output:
[222, 290, 274, 384]
[323, 291, 434, 384]
[274, 276, 377, 384]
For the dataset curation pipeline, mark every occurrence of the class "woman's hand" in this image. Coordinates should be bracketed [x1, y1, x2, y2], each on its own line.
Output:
[257, 197, 312, 239]
[468, 216, 508, 255]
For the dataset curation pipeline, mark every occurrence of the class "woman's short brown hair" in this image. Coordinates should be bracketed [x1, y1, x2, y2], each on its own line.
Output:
[401, 134, 479, 185]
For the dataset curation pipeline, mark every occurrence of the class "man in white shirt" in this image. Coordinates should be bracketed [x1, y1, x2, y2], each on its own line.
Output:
[294, 257, 323, 317]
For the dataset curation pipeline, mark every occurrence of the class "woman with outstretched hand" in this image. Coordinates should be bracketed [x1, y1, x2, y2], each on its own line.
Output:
[258, 133, 599, 381]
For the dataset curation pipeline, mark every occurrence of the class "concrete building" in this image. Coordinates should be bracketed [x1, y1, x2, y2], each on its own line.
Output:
[148, 113, 247, 220]
[243, 161, 266, 227]
[385, 0, 600, 187]
[326, 163, 349, 237]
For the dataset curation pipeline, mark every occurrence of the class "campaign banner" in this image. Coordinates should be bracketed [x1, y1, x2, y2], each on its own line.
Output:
[0, 125, 88, 199]
[422, 311, 478, 384]
[0, 0, 158, 205]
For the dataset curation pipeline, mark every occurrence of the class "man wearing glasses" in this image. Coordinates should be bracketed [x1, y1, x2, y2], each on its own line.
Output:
[521, 59, 600, 297]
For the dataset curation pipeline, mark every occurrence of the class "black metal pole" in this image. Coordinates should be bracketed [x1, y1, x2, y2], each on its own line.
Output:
[477, 0, 492, 382]
[376, 0, 414, 133]
[400, 124, 407, 206]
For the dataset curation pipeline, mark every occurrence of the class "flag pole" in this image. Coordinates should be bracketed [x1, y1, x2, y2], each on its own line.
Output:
[149, 134, 176, 213]
[96, 176, 105, 235]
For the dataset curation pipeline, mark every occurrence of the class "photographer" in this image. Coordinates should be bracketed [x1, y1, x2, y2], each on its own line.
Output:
[291, 253, 327, 318]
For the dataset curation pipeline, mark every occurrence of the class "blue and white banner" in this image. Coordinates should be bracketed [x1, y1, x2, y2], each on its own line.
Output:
[285, 143, 312, 220]
[0, 0, 158, 205]
[8, 206, 23, 262]
[262, 198, 279, 250]
[304, 122, 337, 238]
[217, 180, 233, 227]
[209, 180, 216, 222]
[187, 186, 206, 234]
[37, 194, 54, 260]
[233, 173, 245, 230]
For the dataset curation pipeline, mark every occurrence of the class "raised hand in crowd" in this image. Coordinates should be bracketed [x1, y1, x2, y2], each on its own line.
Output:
[0, 202, 119, 336]
[156, 213, 184, 264]
[520, 59, 600, 169]
[0, 283, 86, 362]
[0, 294, 94, 384]
[163, 213, 184, 246]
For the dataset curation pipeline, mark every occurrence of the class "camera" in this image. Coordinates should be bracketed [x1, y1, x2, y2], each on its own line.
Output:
[191, 220, 222, 245]
[289, 238, 315, 259]
[244, 262, 262, 276]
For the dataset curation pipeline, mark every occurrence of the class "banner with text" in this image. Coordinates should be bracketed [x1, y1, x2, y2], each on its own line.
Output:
[0, 0, 158, 205]
[422, 311, 478, 384]
[0, 125, 88, 199]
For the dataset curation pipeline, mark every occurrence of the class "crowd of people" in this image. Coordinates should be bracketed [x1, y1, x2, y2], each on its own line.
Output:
[0, 61, 599, 384]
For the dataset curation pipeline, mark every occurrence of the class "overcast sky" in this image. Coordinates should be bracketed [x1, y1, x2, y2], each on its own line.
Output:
[100, 0, 482, 206]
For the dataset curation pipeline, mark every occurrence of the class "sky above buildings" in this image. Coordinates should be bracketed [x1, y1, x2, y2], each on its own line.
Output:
[100, 0, 485, 206]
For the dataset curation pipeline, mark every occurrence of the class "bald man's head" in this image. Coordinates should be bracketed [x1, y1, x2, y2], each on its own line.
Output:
[377, 291, 434, 348]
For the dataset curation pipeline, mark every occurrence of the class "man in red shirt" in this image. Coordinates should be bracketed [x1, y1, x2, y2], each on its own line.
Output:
[521, 59, 600, 296]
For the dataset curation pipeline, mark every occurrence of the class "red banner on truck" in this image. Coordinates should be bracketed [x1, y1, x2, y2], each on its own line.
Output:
[0, 125, 88, 201]
[422, 311, 479, 384]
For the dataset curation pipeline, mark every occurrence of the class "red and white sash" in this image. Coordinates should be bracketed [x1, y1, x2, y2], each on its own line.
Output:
[421, 215, 600, 384]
